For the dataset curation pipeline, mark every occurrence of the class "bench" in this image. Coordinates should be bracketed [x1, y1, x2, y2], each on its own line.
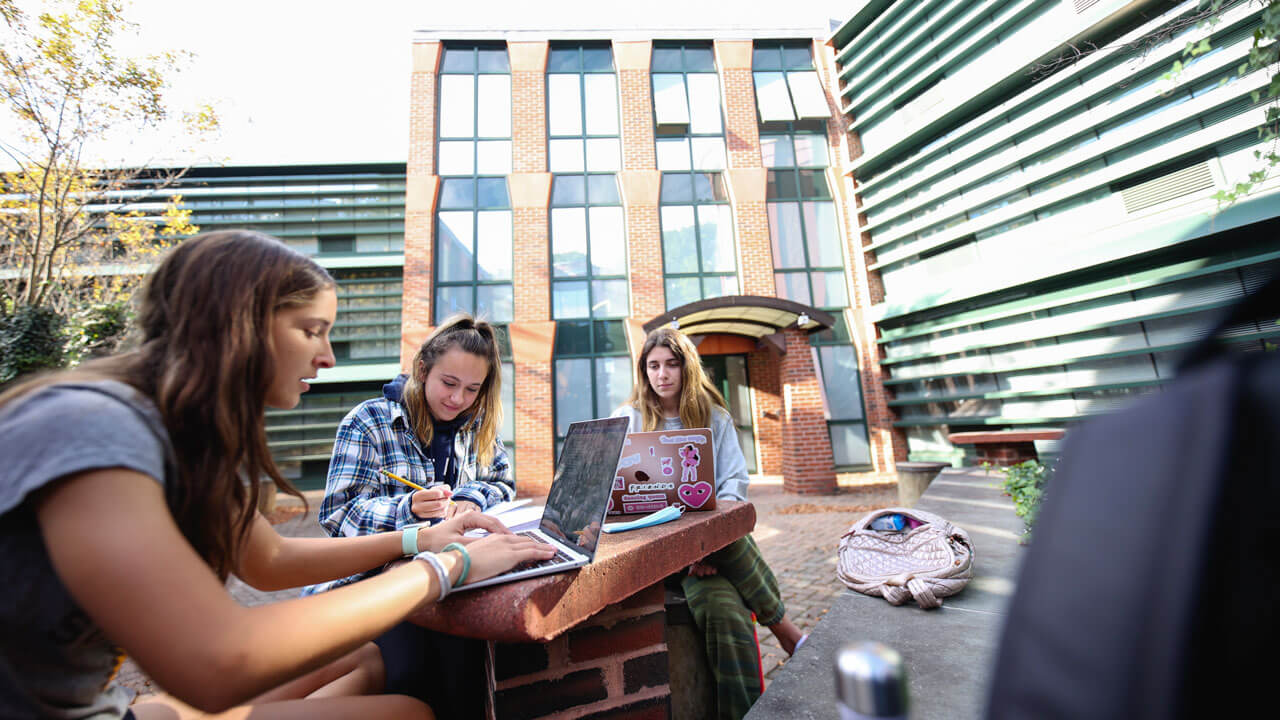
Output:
[948, 429, 1064, 467]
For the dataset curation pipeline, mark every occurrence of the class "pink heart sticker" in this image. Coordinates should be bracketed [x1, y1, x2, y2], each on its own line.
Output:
[678, 481, 713, 509]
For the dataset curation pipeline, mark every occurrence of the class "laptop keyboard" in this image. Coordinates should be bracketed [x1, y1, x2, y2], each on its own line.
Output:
[510, 531, 578, 571]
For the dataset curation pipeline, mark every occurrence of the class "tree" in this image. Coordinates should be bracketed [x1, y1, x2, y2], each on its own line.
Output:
[0, 1, 213, 314]
[0, 0, 213, 372]
[1193, 0, 1280, 202]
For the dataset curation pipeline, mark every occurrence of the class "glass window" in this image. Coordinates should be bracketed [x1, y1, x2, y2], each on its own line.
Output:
[812, 329, 870, 467]
[766, 125, 846, 310]
[653, 73, 691, 126]
[435, 45, 513, 324]
[787, 71, 830, 118]
[753, 72, 796, 123]
[651, 43, 725, 173]
[660, 172, 738, 310]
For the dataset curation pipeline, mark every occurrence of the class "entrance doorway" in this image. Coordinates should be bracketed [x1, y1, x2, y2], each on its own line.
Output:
[701, 354, 758, 473]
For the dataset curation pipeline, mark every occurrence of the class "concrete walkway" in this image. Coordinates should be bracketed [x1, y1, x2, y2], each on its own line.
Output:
[118, 477, 903, 698]
[746, 468, 1025, 719]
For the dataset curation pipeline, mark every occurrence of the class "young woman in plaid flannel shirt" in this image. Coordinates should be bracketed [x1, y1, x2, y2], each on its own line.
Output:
[307, 314, 516, 716]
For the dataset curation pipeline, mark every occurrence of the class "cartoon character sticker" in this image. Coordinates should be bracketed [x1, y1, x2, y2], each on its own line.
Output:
[678, 443, 700, 485]
[659, 456, 674, 477]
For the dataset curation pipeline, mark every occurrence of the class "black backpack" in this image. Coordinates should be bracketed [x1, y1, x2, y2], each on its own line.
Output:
[986, 275, 1280, 719]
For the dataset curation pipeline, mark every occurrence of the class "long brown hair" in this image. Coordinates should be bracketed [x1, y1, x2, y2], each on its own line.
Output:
[401, 313, 503, 466]
[0, 231, 335, 579]
[627, 327, 728, 432]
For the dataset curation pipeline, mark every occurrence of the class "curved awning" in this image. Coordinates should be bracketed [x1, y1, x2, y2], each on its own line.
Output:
[642, 295, 835, 339]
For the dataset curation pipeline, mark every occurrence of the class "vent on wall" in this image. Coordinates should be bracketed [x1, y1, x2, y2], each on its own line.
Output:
[1072, 0, 1103, 13]
[1119, 161, 1216, 213]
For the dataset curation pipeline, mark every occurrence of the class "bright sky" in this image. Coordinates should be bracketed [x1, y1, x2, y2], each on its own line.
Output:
[53, 0, 857, 168]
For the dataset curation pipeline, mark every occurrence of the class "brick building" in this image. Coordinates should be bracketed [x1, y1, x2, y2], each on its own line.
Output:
[403, 29, 899, 496]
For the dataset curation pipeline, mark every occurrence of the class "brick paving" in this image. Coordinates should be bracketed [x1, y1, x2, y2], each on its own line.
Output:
[118, 479, 898, 698]
[745, 479, 897, 684]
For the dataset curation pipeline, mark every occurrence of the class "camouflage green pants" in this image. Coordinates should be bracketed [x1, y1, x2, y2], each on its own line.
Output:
[682, 535, 785, 720]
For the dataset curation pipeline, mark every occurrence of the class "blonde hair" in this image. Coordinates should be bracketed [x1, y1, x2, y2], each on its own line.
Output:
[401, 314, 503, 466]
[627, 327, 727, 432]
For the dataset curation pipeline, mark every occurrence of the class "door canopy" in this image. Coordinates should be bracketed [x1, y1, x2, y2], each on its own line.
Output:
[643, 295, 835, 339]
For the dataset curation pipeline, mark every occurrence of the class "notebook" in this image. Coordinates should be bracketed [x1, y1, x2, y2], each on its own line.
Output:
[454, 416, 630, 592]
[606, 428, 716, 516]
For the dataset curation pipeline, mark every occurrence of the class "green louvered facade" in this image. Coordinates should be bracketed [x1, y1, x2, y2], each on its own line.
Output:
[144, 164, 407, 487]
[831, 0, 1280, 464]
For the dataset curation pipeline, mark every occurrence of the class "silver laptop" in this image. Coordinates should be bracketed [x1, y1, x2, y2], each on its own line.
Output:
[454, 416, 630, 592]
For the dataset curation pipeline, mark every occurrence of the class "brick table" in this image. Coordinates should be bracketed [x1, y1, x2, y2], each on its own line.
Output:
[409, 500, 756, 719]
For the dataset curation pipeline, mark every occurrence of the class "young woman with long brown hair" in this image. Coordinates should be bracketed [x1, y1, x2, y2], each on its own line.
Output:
[614, 326, 805, 720]
[0, 231, 554, 719]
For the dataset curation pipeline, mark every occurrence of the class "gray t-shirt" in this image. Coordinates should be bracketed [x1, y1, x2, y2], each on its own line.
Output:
[0, 380, 173, 719]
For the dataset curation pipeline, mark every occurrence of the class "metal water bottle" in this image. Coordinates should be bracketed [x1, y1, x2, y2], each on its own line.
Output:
[835, 641, 908, 720]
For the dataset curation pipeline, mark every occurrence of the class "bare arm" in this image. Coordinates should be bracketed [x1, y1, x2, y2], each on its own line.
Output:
[36, 468, 551, 713]
[236, 506, 509, 591]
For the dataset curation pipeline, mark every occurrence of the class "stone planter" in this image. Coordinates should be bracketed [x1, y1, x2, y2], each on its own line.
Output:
[895, 462, 950, 507]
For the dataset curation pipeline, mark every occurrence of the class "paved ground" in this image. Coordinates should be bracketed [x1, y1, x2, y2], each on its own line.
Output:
[119, 477, 900, 697]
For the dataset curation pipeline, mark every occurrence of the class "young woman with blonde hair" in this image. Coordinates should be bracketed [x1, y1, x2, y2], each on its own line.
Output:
[614, 326, 805, 720]
[307, 313, 516, 716]
[0, 231, 554, 720]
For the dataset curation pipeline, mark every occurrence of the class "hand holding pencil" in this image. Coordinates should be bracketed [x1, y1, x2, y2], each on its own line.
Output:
[379, 468, 456, 520]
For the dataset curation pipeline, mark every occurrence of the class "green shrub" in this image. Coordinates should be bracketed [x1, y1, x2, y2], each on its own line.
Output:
[1001, 460, 1050, 542]
[0, 305, 67, 387]
[68, 300, 132, 362]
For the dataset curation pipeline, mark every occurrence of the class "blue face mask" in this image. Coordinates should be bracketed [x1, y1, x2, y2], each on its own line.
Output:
[601, 504, 685, 533]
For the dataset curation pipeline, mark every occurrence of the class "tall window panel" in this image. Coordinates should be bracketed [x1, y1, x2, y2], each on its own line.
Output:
[435, 44, 513, 325]
[659, 171, 738, 309]
[550, 173, 630, 451]
[752, 41, 830, 124]
[547, 44, 621, 173]
[547, 46, 627, 451]
[651, 42, 727, 172]
[812, 318, 871, 467]
[763, 129, 847, 308]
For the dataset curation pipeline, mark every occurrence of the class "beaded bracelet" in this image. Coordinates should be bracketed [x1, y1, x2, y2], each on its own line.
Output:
[413, 551, 451, 601]
[442, 542, 471, 587]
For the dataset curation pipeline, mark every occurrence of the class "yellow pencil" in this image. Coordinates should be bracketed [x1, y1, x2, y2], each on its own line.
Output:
[378, 468, 426, 492]
[378, 468, 456, 505]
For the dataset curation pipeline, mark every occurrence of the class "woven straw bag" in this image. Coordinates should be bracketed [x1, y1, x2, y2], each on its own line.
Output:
[837, 507, 974, 609]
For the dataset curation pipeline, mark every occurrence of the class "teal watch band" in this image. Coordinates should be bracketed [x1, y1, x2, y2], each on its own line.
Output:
[442, 542, 470, 587]
[401, 526, 419, 556]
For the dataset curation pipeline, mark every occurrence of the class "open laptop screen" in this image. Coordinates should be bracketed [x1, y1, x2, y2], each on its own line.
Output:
[538, 417, 630, 557]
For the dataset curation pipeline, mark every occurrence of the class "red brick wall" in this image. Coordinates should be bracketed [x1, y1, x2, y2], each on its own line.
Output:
[511, 42, 549, 174]
[490, 583, 669, 719]
[514, 360, 554, 496]
[403, 42, 442, 367]
[747, 349, 783, 476]
[780, 329, 837, 494]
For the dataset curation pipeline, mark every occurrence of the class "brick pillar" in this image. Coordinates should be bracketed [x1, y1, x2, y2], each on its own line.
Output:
[816, 40, 908, 474]
[715, 40, 761, 169]
[505, 43, 556, 492]
[747, 348, 783, 476]
[402, 41, 443, 366]
[490, 583, 670, 719]
[620, 170, 664, 320]
[615, 40, 657, 172]
[780, 328, 838, 494]
[510, 42, 548, 174]
[509, 171, 554, 495]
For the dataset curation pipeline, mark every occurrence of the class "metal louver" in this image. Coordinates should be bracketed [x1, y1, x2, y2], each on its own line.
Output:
[1120, 161, 1215, 213]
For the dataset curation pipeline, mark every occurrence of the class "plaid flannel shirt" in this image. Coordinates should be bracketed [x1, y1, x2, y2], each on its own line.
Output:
[302, 396, 515, 594]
